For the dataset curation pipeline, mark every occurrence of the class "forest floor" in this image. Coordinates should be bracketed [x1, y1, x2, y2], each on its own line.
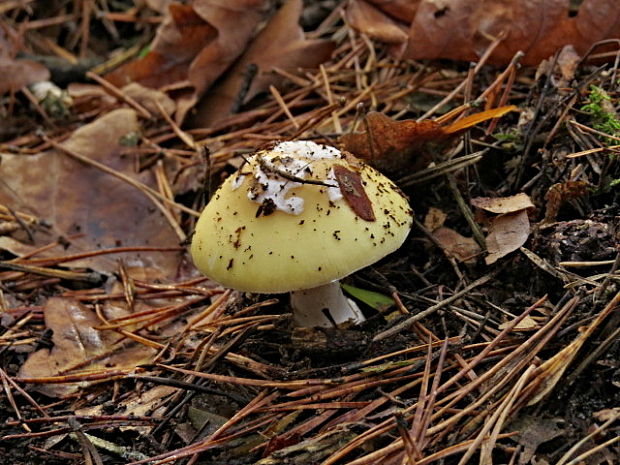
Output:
[0, 1, 619, 464]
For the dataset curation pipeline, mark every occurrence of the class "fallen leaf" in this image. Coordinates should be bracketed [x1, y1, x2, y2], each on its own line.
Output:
[423, 207, 447, 231]
[498, 314, 538, 330]
[122, 82, 176, 116]
[485, 210, 531, 264]
[509, 414, 565, 464]
[18, 297, 155, 397]
[593, 408, 620, 422]
[341, 283, 394, 311]
[0, 108, 181, 274]
[348, 0, 620, 66]
[340, 106, 516, 174]
[471, 193, 535, 214]
[365, 0, 417, 23]
[106, 3, 217, 89]
[542, 180, 589, 223]
[333, 165, 375, 221]
[67, 83, 118, 113]
[106, 0, 266, 122]
[144, 0, 174, 13]
[556, 44, 581, 84]
[191, 0, 335, 126]
[432, 226, 481, 264]
[76, 385, 178, 432]
[0, 56, 50, 94]
[341, 111, 447, 174]
[345, 0, 409, 45]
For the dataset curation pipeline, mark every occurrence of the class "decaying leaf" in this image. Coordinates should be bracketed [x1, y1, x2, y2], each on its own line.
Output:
[106, 0, 266, 122]
[498, 314, 538, 330]
[423, 207, 447, 231]
[345, 0, 409, 45]
[472, 193, 535, 264]
[191, 0, 335, 126]
[543, 180, 590, 223]
[509, 414, 565, 464]
[432, 226, 481, 264]
[471, 193, 535, 214]
[0, 108, 181, 274]
[76, 385, 178, 432]
[122, 82, 176, 116]
[333, 165, 375, 221]
[347, 0, 620, 66]
[485, 210, 531, 265]
[106, 3, 217, 89]
[0, 56, 50, 95]
[18, 297, 155, 397]
[340, 106, 516, 174]
[365, 0, 417, 23]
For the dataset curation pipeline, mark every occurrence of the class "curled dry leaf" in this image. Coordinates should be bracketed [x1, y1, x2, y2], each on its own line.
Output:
[192, 0, 335, 126]
[471, 192, 535, 214]
[485, 210, 531, 265]
[423, 207, 447, 231]
[498, 314, 538, 330]
[0, 56, 50, 95]
[76, 385, 178, 433]
[106, 0, 266, 122]
[542, 180, 589, 223]
[0, 108, 181, 275]
[67, 83, 118, 113]
[340, 106, 516, 174]
[345, 0, 409, 45]
[365, 0, 417, 23]
[347, 0, 620, 66]
[122, 82, 176, 116]
[509, 415, 565, 464]
[18, 297, 156, 397]
[432, 226, 481, 264]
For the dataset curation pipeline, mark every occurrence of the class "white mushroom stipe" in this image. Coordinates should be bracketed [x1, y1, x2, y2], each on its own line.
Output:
[291, 282, 365, 327]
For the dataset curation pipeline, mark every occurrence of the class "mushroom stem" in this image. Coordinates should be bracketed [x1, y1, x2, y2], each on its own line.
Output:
[290, 281, 366, 327]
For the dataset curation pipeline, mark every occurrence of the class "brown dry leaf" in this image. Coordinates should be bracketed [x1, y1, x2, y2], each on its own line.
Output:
[593, 408, 620, 422]
[106, 0, 266, 122]
[345, 0, 409, 45]
[76, 385, 178, 432]
[365, 0, 418, 23]
[67, 83, 118, 113]
[106, 3, 217, 88]
[192, 0, 335, 126]
[18, 297, 155, 397]
[556, 44, 581, 84]
[543, 180, 589, 223]
[348, 0, 620, 66]
[144, 0, 174, 13]
[432, 226, 481, 264]
[485, 210, 531, 265]
[340, 106, 516, 174]
[510, 415, 565, 464]
[498, 314, 538, 330]
[471, 193, 535, 215]
[122, 82, 176, 116]
[0, 108, 181, 274]
[423, 207, 447, 231]
[0, 56, 50, 94]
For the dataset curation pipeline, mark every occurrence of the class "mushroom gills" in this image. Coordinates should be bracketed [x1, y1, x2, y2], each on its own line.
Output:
[290, 281, 365, 327]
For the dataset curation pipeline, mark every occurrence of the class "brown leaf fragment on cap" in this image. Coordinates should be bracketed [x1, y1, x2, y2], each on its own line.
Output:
[333, 165, 375, 221]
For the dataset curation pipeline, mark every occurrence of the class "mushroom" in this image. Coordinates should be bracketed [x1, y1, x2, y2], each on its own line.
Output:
[190, 140, 413, 327]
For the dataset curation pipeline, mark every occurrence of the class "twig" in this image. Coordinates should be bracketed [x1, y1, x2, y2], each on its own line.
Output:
[373, 274, 493, 342]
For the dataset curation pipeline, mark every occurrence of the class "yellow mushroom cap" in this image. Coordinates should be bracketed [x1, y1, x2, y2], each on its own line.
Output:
[190, 141, 413, 293]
